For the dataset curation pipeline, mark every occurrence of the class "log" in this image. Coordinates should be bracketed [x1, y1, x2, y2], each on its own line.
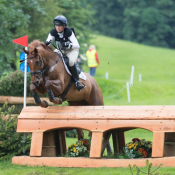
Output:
[0, 96, 53, 105]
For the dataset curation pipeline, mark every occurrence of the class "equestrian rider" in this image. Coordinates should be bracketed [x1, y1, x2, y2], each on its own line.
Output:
[45, 15, 86, 91]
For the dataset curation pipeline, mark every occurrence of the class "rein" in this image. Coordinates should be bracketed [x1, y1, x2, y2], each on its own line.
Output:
[29, 53, 61, 85]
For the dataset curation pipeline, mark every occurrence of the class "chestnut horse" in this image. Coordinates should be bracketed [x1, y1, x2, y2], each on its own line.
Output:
[23, 40, 104, 140]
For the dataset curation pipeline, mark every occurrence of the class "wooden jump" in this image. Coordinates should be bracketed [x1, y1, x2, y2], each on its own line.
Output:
[12, 105, 175, 167]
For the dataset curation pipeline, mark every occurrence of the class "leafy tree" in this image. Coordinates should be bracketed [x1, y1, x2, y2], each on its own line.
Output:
[121, 0, 171, 48]
[84, 0, 124, 38]
[26, 0, 59, 43]
[0, 0, 44, 76]
[86, 0, 175, 49]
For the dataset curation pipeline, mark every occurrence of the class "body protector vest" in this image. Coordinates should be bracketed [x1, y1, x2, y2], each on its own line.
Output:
[50, 27, 74, 50]
[86, 49, 98, 67]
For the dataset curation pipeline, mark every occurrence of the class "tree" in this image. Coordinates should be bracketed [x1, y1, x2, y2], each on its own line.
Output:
[0, 0, 43, 76]
[84, 0, 124, 38]
[121, 0, 171, 48]
[85, 0, 175, 48]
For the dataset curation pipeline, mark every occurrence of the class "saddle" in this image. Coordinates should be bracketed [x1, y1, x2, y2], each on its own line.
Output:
[63, 54, 81, 74]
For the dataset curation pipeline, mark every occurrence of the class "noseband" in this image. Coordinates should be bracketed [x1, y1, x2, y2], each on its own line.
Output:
[28, 53, 61, 86]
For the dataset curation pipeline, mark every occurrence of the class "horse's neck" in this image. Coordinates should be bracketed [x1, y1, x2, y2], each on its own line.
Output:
[44, 52, 57, 65]
[46, 53, 70, 84]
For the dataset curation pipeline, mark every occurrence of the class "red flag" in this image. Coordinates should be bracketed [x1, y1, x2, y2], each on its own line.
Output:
[13, 35, 28, 47]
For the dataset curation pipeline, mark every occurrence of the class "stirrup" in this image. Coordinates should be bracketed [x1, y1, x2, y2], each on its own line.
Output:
[75, 81, 86, 91]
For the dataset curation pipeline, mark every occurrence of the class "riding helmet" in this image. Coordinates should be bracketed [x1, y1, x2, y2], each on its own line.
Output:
[53, 15, 67, 26]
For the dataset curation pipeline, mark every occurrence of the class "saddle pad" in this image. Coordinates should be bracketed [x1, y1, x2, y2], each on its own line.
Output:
[55, 51, 86, 81]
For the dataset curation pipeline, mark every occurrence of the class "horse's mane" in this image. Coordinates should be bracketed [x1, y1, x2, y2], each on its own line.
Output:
[29, 40, 54, 52]
[28, 40, 62, 63]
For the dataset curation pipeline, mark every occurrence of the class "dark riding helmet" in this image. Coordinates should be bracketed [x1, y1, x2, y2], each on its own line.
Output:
[53, 15, 67, 26]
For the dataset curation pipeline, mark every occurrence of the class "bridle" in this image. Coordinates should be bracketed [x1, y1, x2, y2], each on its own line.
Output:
[27, 53, 61, 86]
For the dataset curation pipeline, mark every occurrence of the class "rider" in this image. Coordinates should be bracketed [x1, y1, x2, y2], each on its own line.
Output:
[45, 15, 86, 91]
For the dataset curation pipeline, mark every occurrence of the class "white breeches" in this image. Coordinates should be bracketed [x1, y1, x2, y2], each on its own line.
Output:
[64, 49, 79, 66]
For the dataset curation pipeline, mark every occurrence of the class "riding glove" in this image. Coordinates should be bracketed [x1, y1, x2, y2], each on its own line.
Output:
[45, 40, 52, 46]
[61, 42, 72, 49]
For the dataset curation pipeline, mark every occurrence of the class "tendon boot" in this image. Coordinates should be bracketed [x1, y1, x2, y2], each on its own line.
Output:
[47, 89, 55, 101]
[70, 65, 86, 91]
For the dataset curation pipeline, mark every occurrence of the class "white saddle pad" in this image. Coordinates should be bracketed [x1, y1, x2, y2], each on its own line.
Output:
[60, 55, 86, 81]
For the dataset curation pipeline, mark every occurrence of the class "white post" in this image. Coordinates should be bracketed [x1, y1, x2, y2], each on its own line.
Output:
[106, 72, 108, 79]
[23, 47, 28, 107]
[23, 47, 28, 153]
[130, 66, 134, 87]
[139, 73, 142, 82]
[126, 82, 130, 103]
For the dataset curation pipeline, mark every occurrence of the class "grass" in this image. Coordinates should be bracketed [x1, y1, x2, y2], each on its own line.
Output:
[0, 130, 171, 175]
[1, 159, 174, 175]
[0, 129, 168, 175]
[83, 35, 175, 106]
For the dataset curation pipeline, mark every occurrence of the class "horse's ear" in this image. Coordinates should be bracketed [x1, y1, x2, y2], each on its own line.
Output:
[23, 48, 29, 54]
[34, 48, 38, 54]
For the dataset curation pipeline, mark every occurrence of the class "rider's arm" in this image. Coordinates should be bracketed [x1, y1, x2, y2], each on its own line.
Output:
[68, 32, 80, 49]
[45, 33, 55, 45]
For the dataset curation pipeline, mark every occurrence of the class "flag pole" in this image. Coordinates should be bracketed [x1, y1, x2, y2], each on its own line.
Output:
[23, 47, 28, 107]
[13, 35, 28, 154]
[13, 35, 28, 107]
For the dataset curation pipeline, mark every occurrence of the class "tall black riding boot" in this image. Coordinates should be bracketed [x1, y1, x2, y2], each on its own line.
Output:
[70, 65, 86, 91]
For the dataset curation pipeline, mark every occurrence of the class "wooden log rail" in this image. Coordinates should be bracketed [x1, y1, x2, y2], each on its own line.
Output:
[0, 96, 54, 105]
[12, 105, 175, 167]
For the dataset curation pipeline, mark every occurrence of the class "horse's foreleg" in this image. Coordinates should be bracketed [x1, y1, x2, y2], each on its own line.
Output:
[45, 80, 62, 105]
[30, 84, 48, 108]
[47, 89, 62, 104]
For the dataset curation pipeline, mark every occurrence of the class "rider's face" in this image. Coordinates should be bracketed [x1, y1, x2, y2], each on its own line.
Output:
[55, 25, 65, 33]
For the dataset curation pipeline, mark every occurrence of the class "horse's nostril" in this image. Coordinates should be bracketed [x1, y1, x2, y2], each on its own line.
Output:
[34, 80, 40, 86]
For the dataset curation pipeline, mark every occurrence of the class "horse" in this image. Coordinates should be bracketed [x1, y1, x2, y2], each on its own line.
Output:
[23, 40, 104, 140]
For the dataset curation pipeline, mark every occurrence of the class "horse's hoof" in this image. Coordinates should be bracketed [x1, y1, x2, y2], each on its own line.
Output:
[53, 97, 62, 104]
[43, 100, 49, 107]
[37, 100, 48, 108]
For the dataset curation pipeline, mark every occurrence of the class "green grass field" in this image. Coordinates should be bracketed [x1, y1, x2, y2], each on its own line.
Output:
[83, 35, 175, 106]
[1, 35, 175, 174]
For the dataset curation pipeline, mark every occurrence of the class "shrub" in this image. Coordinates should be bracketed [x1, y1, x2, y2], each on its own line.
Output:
[66, 129, 77, 138]
[0, 70, 32, 97]
[0, 103, 31, 160]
